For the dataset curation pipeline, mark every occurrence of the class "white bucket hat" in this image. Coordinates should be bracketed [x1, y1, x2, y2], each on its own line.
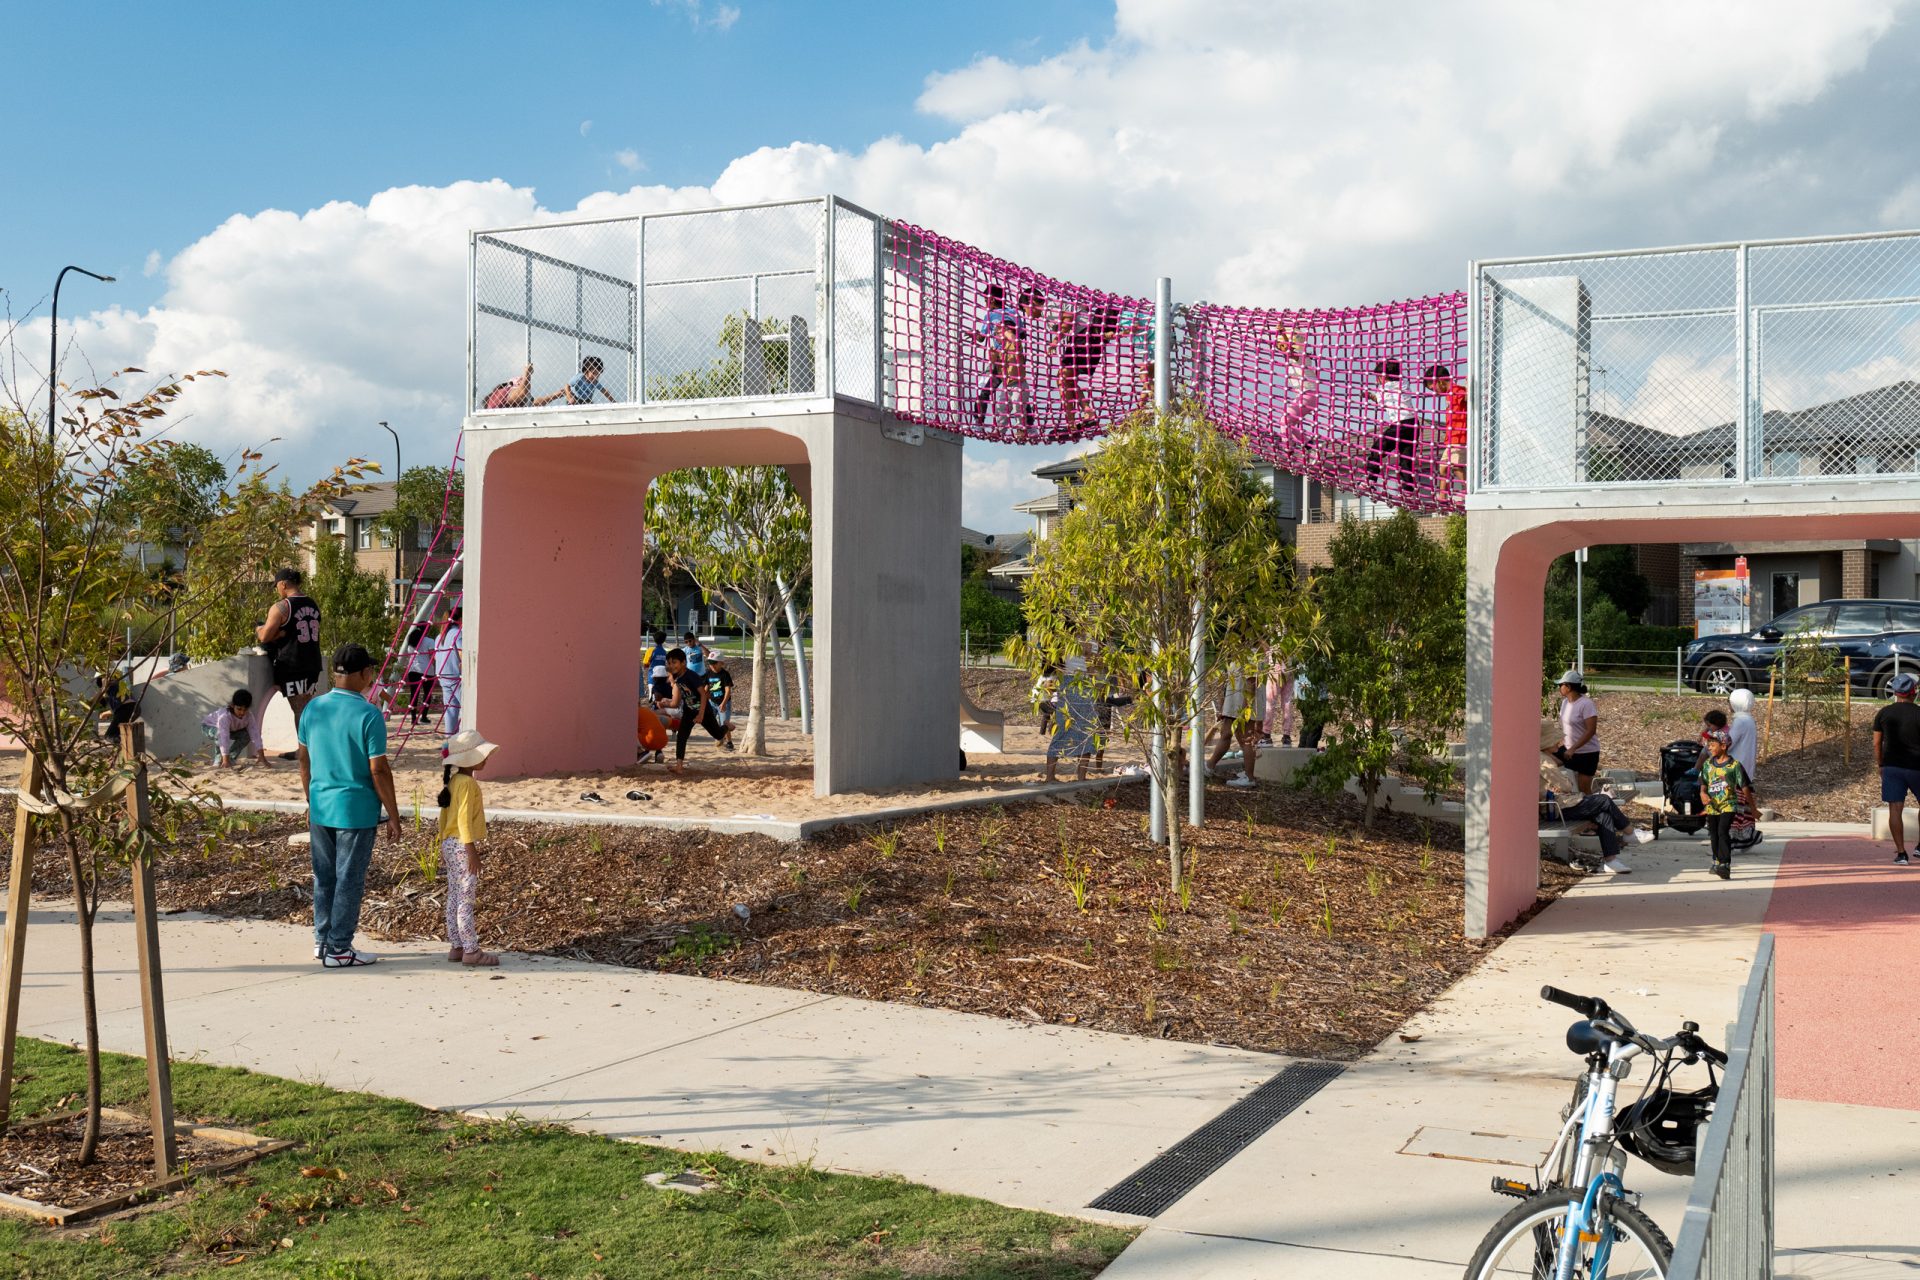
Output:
[442, 729, 498, 769]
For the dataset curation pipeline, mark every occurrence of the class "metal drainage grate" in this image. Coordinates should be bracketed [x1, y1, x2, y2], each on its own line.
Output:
[1088, 1060, 1345, 1218]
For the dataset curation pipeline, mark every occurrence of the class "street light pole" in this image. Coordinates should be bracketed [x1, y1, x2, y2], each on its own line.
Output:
[377, 420, 401, 481]
[48, 265, 116, 445]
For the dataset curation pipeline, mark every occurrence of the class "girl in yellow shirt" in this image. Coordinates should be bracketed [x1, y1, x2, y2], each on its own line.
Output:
[437, 730, 499, 966]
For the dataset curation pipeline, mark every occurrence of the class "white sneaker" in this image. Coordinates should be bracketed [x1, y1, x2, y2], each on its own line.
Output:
[1226, 773, 1256, 789]
[1602, 858, 1633, 874]
[1631, 828, 1656, 845]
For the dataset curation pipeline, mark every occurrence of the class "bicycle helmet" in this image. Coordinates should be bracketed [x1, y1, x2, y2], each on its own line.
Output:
[1616, 1084, 1716, 1176]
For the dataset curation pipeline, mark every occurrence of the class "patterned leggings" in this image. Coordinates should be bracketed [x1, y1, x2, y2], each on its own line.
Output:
[442, 837, 479, 951]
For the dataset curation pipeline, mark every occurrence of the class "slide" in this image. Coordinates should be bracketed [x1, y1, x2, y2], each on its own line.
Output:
[960, 683, 1004, 754]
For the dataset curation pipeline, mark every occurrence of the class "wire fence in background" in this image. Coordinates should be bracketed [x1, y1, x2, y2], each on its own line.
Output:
[1475, 230, 1920, 493]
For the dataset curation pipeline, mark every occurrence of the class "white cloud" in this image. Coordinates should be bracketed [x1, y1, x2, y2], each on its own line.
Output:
[652, 0, 740, 31]
[614, 148, 644, 173]
[1881, 178, 1920, 227]
[14, 0, 1920, 530]
[142, 250, 162, 277]
[579, 119, 593, 137]
[961, 449, 1066, 530]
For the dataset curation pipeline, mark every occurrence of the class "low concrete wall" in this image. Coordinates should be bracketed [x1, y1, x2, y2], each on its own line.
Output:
[129, 652, 276, 761]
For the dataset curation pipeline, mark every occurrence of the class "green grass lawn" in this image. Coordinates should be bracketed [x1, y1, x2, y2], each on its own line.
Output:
[0, 1039, 1132, 1279]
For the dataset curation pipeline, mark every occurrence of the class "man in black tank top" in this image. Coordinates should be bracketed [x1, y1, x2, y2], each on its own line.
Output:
[257, 567, 324, 748]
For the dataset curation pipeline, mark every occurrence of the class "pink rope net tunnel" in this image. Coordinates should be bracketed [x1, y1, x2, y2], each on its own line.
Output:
[883, 220, 1467, 515]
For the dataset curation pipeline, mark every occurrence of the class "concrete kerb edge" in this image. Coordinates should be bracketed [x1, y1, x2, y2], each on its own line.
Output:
[218, 775, 1149, 844]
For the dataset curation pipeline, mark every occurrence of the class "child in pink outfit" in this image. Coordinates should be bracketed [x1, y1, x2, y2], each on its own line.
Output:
[1262, 656, 1295, 746]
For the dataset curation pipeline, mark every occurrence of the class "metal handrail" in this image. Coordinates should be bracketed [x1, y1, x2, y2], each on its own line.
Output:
[1670, 932, 1775, 1279]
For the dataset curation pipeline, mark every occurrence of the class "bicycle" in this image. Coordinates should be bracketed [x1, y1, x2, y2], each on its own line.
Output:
[1463, 985, 1725, 1279]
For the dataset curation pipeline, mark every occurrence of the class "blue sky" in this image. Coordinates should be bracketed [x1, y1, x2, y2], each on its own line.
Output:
[8, 1, 1919, 533]
[6, 0, 1108, 320]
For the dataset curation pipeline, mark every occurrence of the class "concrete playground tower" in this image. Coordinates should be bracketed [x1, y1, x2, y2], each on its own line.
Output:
[1464, 231, 1920, 936]
[460, 198, 959, 795]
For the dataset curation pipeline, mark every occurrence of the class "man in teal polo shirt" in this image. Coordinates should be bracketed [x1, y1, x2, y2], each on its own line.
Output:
[297, 643, 404, 967]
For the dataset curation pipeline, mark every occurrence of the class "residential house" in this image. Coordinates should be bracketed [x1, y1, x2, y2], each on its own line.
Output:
[989, 454, 1304, 591]
[307, 481, 450, 609]
[1296, 380, 1920, 629]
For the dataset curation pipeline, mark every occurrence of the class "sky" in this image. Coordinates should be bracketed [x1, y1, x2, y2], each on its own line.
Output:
[7, 0, 1920, 533]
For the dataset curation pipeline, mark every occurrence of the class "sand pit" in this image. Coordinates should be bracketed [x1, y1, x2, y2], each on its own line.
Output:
[0, 704, 1143, 828]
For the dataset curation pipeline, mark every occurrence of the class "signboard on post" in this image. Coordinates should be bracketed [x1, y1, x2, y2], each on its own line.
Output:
[1694, 556, 1751, 639]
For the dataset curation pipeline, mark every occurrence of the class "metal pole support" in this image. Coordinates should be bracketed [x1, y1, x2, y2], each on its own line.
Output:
[1150, 276, 1173, 845]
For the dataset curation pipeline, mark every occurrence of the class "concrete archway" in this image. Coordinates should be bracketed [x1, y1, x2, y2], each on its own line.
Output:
[461, 404, 960, 796]
[1465, 489, 1920, 936]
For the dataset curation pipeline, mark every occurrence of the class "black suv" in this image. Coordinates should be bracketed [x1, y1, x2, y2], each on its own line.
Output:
[1684, 599, 1920, 696]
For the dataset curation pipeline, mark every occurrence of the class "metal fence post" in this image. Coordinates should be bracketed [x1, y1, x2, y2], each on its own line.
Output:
[821, 197, 836, 399]
[1734, 242, 1751, 482]
[1676, 646, 1684, 693]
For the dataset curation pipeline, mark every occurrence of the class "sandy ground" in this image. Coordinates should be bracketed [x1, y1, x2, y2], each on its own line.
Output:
[0, 690, 1135, 824]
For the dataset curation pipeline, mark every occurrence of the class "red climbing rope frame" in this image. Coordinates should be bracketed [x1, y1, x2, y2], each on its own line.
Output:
[372, 432, 466, 749]
[885, 221, 1160, 444]
[1182, 294, 1467, 515]
[882, 219, 1466, 513]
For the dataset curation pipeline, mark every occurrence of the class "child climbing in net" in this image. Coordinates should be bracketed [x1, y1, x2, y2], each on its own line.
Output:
[971, 284, 1034, 432]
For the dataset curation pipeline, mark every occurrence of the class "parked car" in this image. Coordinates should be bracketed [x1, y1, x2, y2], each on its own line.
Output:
[1683, 599, 1920, 696]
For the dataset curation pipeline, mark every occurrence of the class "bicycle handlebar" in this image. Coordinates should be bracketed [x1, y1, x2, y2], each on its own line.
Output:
[1541, 986, 1725, 1063]
[1540, 985, 1610, 1020]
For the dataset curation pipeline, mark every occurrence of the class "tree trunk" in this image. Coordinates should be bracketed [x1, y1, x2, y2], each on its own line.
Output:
[1361, 776, 1379, 828]
[1163, 689, 1185, 894]
[745, 621, 770, 756]
[60, 824, 103, 1164]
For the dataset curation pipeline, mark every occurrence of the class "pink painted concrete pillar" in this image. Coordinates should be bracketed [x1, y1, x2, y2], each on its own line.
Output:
[465, 436, 649, 779]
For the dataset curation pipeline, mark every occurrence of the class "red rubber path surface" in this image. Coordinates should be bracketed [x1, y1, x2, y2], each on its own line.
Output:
[1765, 838, 1920, 1110]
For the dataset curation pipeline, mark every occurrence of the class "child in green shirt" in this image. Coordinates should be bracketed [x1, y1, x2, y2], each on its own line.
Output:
[1698, 729, 1752, 881]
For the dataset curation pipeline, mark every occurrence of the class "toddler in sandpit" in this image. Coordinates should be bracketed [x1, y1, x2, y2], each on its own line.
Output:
[437, 729, 500, 967]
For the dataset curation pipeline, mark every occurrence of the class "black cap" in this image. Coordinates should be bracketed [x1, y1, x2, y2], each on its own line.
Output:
[331, 643, 374, 675]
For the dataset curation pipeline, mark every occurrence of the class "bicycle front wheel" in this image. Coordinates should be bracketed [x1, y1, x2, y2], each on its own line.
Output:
[1464, 1190, 1672, 1279]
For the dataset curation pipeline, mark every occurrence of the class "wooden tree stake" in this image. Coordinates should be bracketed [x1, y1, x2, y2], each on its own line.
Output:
[1844, 658, 1852, 765]
[1763, 669, 1777, 763]
[120, 722, 177, 1178]
[0, 753, 45, 1135]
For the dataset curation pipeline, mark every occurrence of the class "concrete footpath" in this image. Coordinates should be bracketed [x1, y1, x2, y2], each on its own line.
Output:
[7, 822, 1915, 1277]
[6, 906, 1276, 1223]
[1102, 823, 1917, 1279]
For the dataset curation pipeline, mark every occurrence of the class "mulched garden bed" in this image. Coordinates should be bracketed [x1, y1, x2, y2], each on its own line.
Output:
[2, 781, 1579, 1061]
[0, 1109, 275, 1222]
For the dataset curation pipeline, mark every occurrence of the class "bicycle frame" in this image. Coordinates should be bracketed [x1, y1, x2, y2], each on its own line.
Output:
[1539, 1038, 1643, 1280]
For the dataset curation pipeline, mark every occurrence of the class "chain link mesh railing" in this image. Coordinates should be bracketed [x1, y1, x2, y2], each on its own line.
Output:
[642, 199, 826, 402]
[832, 199, 882, 405]
[471, 198, 889, 413]
[473, 218, 638, 410]
[1476, 231, 1920, 492]
[1750, 234, 1920, 480]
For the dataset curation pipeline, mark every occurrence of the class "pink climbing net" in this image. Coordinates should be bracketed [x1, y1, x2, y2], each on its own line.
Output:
[884, 221, 1162, 445]
[1181, 294, 1467, 515]
[882, 221, 1466, 514]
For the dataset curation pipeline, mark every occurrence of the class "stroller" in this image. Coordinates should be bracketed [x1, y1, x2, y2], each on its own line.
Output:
[1657, 738, 1763, 848]
[1658, 740, 1706, 835]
